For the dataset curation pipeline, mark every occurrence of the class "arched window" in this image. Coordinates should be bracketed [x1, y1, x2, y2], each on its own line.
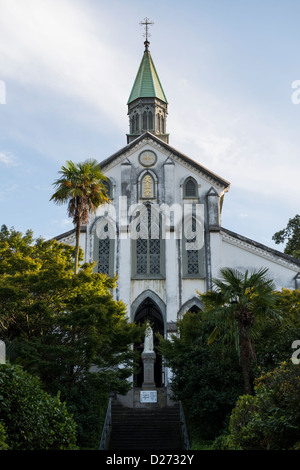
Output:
[133, 114, 139, 132]
[189, 305, 201, 314]
[140, 172, 155, 199]
[183, 177, 198, 198]
[148, 111, 153, 130]
[131, 205, 165, 279]
[143, 111, 147, 130]
[103, 178, 113, 199]
[182, 217, 204, 278]
[94, 219, 115, 277]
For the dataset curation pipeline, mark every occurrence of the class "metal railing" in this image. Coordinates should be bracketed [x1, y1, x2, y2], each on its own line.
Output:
[99, 398, 112, 450]
[179, 401, 190, 450]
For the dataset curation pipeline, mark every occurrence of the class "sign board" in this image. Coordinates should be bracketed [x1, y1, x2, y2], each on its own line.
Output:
[140, 390, 157, 403]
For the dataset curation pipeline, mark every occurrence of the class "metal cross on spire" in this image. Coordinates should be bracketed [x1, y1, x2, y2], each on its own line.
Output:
[140, 17, 154, 51]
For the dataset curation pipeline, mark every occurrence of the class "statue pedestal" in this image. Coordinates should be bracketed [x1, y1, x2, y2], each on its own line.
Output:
[141, 351, 156, 389]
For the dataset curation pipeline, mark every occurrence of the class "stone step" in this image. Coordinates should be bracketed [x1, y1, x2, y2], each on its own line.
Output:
[107, 399, 184, 450]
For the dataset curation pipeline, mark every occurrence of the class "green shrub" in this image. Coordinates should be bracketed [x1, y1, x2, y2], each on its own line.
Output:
[0, 422, 8, 450]
[213, 362, 300, 450]
[0, 363, 78, 450]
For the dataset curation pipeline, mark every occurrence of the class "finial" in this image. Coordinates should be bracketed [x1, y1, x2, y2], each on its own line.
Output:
[140, 17, 154, 51]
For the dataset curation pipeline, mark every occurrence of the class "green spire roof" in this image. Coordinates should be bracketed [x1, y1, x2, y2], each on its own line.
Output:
[127, 49, 168, 105]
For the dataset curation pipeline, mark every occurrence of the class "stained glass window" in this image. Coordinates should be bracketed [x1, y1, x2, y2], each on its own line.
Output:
[133, 205, 164, 278]
[182, 217, 204, 278]
[95, 222, 114, 276]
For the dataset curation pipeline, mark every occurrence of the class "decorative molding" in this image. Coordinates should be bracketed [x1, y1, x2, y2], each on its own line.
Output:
[57, 234, 76, 246]
[138, 149, 157, 167]
[102, 136, 227, 190]
[221, 229, 300, 271]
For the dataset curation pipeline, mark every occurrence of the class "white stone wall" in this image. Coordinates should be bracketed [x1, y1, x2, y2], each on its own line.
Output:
[220, 230, 299, 290]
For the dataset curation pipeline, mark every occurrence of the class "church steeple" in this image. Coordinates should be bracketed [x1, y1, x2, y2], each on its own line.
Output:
[127, 19, 169, 144]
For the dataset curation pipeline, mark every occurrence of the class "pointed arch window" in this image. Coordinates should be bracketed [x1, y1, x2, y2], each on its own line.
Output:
[131, 205, 165, 279]
[103, 178, 113, 199]
[183, 177, 198, 198]
[140, 171, 156, 199]
[157, 114, 161, 133]
[182, 217, 204, 278]
[143, 111, 147, 130]
[93, 219, 115, 277]
[133, 114, 139, 133]
[148, 111, 153, 130]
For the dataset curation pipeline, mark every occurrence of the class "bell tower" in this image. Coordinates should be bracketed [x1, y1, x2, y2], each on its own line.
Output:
[127, 18, 169, 144]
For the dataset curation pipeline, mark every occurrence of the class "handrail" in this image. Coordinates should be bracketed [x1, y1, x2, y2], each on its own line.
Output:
[99, 398, 112, 450]
[179, 401, 190, 450]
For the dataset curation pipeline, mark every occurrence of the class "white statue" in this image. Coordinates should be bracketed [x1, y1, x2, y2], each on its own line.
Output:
[143, 323, 154, 353]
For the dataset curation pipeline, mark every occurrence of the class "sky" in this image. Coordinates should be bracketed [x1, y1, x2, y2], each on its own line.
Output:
[0, 0, 300, 253]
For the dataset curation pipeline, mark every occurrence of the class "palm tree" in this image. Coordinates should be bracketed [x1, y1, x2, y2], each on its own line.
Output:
[50, 159, 110, 274]
[199, 267, 280, 395]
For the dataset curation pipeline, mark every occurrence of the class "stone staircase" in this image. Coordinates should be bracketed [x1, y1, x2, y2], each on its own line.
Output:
[107, 399, 184, 450]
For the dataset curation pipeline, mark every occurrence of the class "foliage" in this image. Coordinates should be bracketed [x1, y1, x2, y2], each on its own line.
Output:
[0, 363, 77, 450]
[213, 362, 300, 450]
[200, 267, 280, 394]
[272, 214, 300, 259]
[159, 311, 244, 439]
[0, 422, 8, 450]
[0, 225, 143, 448]
[50, 159, 109, 273]
[254, 288, 300, 371]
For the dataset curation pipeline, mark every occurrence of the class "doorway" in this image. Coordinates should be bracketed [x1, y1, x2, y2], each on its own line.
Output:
[134, 297, 164, 388]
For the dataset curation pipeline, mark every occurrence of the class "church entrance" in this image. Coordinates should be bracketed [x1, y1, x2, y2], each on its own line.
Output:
[134, 297, 164, 388]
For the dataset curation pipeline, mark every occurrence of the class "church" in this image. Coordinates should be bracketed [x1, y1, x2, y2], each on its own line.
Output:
[55, 27, 300, 401]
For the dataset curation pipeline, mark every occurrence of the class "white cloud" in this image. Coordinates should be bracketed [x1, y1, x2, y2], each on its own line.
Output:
[0, 0, 132, 129]
[0, 151, 18, 166]
[168, 78, 300, 208]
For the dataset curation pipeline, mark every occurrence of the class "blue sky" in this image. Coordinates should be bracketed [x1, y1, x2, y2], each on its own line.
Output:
[0, 0, 300, 253]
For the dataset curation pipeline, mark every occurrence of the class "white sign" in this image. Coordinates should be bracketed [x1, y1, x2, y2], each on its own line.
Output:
[140, 390, 157, 403]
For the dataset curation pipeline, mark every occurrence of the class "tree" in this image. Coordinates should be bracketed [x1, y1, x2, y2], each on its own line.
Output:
[200, 267, 280, 395]
[272, 214, 300, 260]
[254, 288, 300, 371]
[0, 363, 77, 450]
[159, 311, 244, 439]
[0, 225, 143, 447]
[213, 362, 300, 450]
[50, 159, 110, 274]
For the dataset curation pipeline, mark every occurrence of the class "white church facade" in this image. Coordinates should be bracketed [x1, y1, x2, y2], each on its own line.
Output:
[55, 36, 300, 395]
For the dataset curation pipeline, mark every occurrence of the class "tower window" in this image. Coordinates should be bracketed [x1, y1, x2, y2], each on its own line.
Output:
[143, 111, 147, 130]
[148, 111, 153, 130]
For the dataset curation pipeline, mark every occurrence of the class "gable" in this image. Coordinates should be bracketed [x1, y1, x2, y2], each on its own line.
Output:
[99, 132, 230, 193]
